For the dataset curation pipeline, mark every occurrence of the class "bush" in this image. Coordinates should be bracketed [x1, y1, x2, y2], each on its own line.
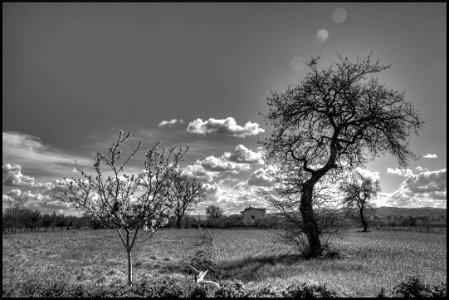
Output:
[135, 276, 185, 297]
[189, 248, 215, 271]
[247, 285, 283, 297]
[282, 282, 338, 298]
[391, 275, 447, 298]
[189, 283, 221, 298]
[214, 280, 249, 297]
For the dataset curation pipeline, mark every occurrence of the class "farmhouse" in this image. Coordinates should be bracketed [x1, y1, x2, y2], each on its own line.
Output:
[240, 205, 266, 224]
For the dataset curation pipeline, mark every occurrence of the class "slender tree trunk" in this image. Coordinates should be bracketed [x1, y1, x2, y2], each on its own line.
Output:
[360, 209, 368, 232]
[176, 217, 182, 229]
[127, 249, 132, 286]
[126, 232, 133, 286]
[300, 185, 322, 257]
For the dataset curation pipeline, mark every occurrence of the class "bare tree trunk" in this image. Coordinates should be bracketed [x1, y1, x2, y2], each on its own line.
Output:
[176, 217, 182, 229]
[360, 209, 368, 232]
[126, 232, 133, 286]
[127, 249, 132, 286]
[300, 185, 322, 257]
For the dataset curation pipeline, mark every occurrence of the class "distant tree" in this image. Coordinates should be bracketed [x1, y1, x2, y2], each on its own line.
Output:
[30, 210, 41, 231]
[206, 205, 224, 220]
[42, 214, 52, 232]
[340, 172, 380, 232]
[262, 54, 423, 257]
[170, 171, 206, 228]
[53, 131, 187, 286]
[55, 215, 66, 231]
[222, 214, 244, 228]
[50, 212, 58, 231]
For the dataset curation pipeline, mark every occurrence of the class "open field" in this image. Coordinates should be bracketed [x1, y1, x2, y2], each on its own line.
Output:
[2, 228, 446, 297]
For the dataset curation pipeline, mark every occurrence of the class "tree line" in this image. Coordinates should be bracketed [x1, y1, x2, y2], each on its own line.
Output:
[2, 205, 284, 233]
[2, 208, 109, 233]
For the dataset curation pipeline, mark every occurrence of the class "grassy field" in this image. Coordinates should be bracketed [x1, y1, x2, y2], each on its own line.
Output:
[2, 228, 446, 297]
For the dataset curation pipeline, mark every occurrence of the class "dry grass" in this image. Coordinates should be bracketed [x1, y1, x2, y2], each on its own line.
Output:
[2, 228, 446, 297]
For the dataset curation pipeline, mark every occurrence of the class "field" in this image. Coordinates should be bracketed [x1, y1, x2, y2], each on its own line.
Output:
[2, 228, 446, 297]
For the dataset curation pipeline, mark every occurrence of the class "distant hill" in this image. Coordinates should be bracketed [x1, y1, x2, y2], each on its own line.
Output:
[373, 206, 446, 218]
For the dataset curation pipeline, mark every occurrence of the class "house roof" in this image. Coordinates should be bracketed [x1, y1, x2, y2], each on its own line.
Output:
[240, 206, 267, 213]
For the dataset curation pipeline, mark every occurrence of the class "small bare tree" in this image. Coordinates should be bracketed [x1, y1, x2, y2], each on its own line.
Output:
[53, 131, 187, 286]
[170, 171, 206, 228]
[340, 172, 381, 232]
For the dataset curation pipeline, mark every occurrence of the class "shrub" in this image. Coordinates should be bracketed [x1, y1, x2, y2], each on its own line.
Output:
[391, 275, 447, 298]
[189, 283, 221, 298]
[247, 284, 283, 297]
[282, 282, 338, 298]
[214, 280, 249, 298]
[189, 248, 215, 271]
[134, 276, 185, 297]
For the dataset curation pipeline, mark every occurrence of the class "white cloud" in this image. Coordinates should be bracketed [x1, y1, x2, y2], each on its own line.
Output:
[404, 169, 446, 194]
[3, 188, 74, 215]
[186, 117, 265, 138]
[224, 145, 264, 164]
[247, 166, 276, 187]
[380, 169, 446, 208]
[158, 119, 184, 127]
[422, 154, 437, 159]
[3, 164, 39, 187]
[200, 156, 250, 173]
[182, 164, 215, 182]
[387, 168, 414, 177]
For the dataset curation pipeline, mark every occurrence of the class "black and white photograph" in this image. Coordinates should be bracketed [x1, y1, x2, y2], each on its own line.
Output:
[3, 2, 446, 297]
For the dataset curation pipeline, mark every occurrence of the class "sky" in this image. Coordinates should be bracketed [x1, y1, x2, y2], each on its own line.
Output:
[3, 3, 446, 216]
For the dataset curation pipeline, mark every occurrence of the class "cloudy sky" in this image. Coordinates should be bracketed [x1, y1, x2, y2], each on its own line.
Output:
[3, 3, 446, 216]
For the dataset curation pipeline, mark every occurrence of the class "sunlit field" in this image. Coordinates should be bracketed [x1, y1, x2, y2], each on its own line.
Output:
[2, 228, 446, 297]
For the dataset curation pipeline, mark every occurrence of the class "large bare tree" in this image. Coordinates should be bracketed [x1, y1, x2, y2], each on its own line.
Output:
[170, 171, 206, 228]
[53, 131, 187, 285]
[262, 54, 423, 257]
[340, 172, 381, 232]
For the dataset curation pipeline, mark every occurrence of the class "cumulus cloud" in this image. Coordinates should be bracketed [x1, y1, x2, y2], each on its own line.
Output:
[180, 145, 271, 213]
[3, 164, 39, 187]
[404, 169, 446, 194]
[381, 169, 446, 208]
[2, 188, 73, 215]
[224, 145, 264, 164]
[200, 156, 250, 173]
[247, 166, 276, 187]
[158, 119, 184, 127]
[186, 117, 265, 138]
[422, 154, 437, 159]
[184, 145, 263, 179]
[182, 164, 215, 182]
[387, 168, 414, 177]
